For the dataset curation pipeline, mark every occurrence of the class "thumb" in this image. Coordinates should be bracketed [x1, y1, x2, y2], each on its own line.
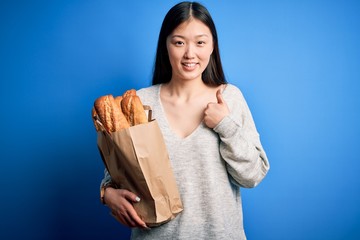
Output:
[216, 89, 224, 104]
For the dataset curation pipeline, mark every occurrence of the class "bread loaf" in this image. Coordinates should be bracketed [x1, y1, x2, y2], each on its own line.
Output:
[130, 96, 148, 125]
[94, 95, 129, 132]
[92, 90, 147, 132]
[114, 96, 123, 108]
[123, 89, 136, 98]
[120, 89, 136, 124]
[113, 96, 130, 131]
[121, 94, 147, 126]
[121, 94, 132, 124]
[91, 107, 100, 131]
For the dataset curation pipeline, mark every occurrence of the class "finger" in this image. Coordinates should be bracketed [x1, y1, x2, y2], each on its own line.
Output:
[113, 206, 146, 229]
[216, 89, 224, 104]
[112, 211, 136, 228]
[123, 212, 140, 228]
[127, 207, 149, 229]
[122, 189, 141, 203]
[122, 213, 143, 229]
[120, 190, 148, 229]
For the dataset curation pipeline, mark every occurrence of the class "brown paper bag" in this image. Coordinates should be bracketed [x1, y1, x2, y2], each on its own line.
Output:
[97, 119, 183, 227]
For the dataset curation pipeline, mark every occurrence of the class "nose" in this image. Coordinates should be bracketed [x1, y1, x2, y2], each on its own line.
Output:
[184, 43, 195, 59]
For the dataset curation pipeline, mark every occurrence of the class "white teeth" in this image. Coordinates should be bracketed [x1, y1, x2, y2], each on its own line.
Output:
[183, 63, 196, 67]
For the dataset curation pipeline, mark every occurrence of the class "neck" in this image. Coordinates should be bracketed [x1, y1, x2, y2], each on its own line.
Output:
[164, 78, 207, 100]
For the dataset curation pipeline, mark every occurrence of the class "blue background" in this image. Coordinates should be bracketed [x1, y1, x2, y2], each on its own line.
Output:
[1, 0, 359, 239]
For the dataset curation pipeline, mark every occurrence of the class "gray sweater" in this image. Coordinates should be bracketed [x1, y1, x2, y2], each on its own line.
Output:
[101, 83, 269, 239]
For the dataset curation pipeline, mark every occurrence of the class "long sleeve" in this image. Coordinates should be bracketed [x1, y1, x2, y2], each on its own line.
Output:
[100, 168, 112, 191]
[213, 85, 270, 188]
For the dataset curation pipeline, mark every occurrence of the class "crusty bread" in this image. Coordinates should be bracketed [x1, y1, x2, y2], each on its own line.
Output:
[121, 89, 137, 124]
[93, 95, 107, 131]
[94, 95, 116, 132]
[121, 94, 133, 125]
[113, 96, 130, 131]
[131, 96, 148, 125]
[94, 95, 130, 132]
[92, 90, 147, 132]
[114, 96, 123, 108]
[91, 107, 100, 131]
[123, 89, 136, 98]
[121, 94, 147, 126]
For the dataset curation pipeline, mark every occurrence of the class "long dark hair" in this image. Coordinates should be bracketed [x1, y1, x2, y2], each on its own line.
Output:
[152, 1, 227, 86]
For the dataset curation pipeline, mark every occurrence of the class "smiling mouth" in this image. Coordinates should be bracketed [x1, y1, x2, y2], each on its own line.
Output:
[182, 63, 197, 67]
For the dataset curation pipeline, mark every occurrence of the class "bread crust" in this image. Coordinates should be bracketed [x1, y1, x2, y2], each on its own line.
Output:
[123, 89, 136, 98]
[94, 95, 115, 132]
[121, 95, 133, 125]
[114, 96, 123, 108]
[114, 96, 130, 130]
[91, 107, 101, 131]
[92, 90, 147, 132]
[94, 95, 130, 132]
[131, 96, 148, 125]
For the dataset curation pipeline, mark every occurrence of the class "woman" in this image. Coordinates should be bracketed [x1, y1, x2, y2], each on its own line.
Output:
[100, 2, 270, 239]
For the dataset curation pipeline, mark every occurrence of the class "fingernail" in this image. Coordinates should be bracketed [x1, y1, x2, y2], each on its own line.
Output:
[135, 196, 141, 202]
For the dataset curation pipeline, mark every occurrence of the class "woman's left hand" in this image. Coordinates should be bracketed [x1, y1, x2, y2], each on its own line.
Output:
[203, 89, 230, 129]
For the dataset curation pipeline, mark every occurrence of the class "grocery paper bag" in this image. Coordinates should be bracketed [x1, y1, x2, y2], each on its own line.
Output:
[97, 119, 183, 227]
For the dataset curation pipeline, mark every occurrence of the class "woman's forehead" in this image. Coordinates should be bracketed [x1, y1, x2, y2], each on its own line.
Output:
[171, 18, 212, 37]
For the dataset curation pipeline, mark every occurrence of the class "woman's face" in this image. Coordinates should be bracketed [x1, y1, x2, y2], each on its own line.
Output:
[166, 18, 213, 83]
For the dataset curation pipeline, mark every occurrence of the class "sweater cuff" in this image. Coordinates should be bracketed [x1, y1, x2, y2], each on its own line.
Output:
[213, 115, 241, 138]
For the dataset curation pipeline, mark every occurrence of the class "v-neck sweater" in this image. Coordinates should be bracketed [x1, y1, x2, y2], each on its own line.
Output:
[101, 83, 269, 239]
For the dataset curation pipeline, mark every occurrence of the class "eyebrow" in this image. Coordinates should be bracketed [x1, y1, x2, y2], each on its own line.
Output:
[171, 34, 209, 39]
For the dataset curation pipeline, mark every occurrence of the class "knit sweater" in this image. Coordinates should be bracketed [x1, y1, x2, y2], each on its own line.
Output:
[101, 83, 269, 239]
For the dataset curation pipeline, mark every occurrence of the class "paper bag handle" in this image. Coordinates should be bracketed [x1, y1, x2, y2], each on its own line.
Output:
[93, 115, 109, 133]
[143, 105, 152, 122]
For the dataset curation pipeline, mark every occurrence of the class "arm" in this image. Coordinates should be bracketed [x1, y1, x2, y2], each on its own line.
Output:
[209, 86, 270, 188]
[100, 168, 113, 197]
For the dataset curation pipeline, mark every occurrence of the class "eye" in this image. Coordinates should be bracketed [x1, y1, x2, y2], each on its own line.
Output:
[175, 41, 184, 46]
[197, 41, 206, 45]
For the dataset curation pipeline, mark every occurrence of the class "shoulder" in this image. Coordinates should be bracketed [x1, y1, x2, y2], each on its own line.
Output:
[136, 84, 160, 106]
[221, 83, 254, 117]
[222, 83, 246, 103]
[136, 85, 159, 98]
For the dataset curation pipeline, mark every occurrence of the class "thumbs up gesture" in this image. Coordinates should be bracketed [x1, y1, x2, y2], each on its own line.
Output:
[203, 88, 230, 129]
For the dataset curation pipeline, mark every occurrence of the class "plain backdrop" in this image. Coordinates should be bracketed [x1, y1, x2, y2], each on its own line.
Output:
[1, 0, 359, 239]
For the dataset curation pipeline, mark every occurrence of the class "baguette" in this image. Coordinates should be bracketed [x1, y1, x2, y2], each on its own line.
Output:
[94, 95, 129, 132]
[94, 95, 116, 132]
[92, 90, 147, 132]
[112, 96, 130, 131]
[113, 95, 130, 130]
[91, 107, 101, 131]
[123, 89, 136, 98]
[121, 94, 147, 126]
[121, 94, 133, 124]
[114, 96, 123, 109]
[120, 89, 136, 124]
[131, 96, 148, 125]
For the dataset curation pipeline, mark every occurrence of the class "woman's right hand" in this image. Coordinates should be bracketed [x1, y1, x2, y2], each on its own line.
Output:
[103, 188, 148, 229]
